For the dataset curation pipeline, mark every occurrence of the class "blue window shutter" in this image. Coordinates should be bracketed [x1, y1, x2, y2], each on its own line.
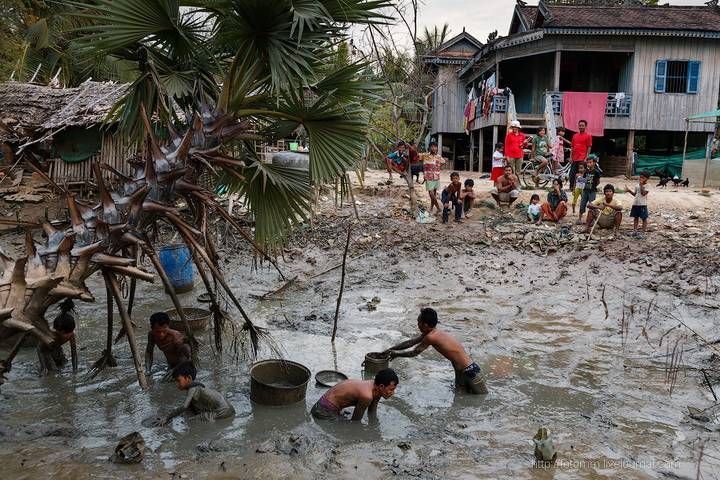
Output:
[654, 60, 667, 93]
[687, 61, 701, 94]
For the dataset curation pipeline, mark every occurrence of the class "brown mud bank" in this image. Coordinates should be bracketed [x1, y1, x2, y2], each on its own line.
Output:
[1, 170, 719, 479]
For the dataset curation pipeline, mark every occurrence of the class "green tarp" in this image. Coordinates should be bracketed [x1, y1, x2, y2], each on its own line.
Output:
[53, 126, 102, 163]
[687, 109, 720, 120]
[636, 148, 706, 178]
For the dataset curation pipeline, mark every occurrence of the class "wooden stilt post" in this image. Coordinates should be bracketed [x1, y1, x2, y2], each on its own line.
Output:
[104, 271, 148, 390]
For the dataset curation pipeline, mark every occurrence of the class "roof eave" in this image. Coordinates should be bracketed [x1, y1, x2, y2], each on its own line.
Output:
[544, 27, 720, 38]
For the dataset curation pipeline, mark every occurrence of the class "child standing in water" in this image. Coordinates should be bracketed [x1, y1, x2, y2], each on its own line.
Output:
[571, 162, 586, 214]
[155, 361, 235, 425]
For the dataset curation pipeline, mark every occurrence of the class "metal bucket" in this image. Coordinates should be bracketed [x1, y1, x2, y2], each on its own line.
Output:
[165, 307, 211, 331]
[250, 359, 311, 406]
[158, 244, 194, 293]
[362, 352, 390, 373]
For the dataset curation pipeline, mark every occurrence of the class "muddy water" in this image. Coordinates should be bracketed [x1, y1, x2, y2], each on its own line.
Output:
[1, 248, 718, 479]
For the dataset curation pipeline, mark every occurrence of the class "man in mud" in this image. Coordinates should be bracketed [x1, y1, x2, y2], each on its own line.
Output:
[37, 309, 78, 375]
[311, 368, 399, 421]
[491, 165, 520, 207]
[382, 308, 488, 394]
[145, 311, 191, 376]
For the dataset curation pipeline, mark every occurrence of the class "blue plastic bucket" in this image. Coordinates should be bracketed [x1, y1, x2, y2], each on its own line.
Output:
[158, 244, 194, 293]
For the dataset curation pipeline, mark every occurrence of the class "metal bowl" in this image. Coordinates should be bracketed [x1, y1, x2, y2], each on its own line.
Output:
[315, 369, 348, 388]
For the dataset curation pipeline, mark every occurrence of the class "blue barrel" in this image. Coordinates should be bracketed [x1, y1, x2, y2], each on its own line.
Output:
[158, 244, 194, 293]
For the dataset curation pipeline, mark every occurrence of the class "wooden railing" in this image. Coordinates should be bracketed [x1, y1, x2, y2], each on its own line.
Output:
[544, 92, 632, 117]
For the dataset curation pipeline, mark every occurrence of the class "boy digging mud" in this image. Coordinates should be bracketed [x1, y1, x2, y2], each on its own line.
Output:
[37, 303, 78, 375]
[382, 308, 488, 394]
[154, 361, 235, 426]
[311, 368, 398, 421]
[145, 311, 191, 376]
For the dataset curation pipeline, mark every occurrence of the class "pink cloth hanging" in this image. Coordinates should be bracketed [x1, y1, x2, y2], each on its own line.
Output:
[561, 92, 608, 137]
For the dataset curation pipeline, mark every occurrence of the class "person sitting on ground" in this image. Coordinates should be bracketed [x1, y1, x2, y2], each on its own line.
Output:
[491, 165, 520, 207]
[460, 179, 476, 219]
[578, 156, 601, 224]
[381, 308, 488, 394]
[421, 141, 446, 214]
[155, 361, 235, 426]
[625, 170, 650, 236]
[38, 308, 78, 375]
[541, 178, 568, 222]
[441, 172, 463, 223]
[531, 127, 551, 186]
[490, 143, 505, 182]
[310, 368, 398, 421]
[571, 162, 586, 215]
[408, 141, 422, 183]
[527, 194, 542, 224]
[585, 184, 623, 235]
[145, 311, 191, 376]
[385, 141, 409, 181]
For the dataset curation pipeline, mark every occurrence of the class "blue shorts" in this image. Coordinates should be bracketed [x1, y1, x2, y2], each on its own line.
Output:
[630, 205, 648, 220]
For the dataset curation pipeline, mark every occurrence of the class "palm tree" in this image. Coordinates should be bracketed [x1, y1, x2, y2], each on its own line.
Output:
[419, 23, 450, 55]
[72, 0, 391, 246]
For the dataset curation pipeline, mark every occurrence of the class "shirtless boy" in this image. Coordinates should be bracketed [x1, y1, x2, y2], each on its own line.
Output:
[145, 312, 191, 375]
[155, 361, 235, 426]
[311, 368, 398, 421]
[491, 165, 520, 207]
[38, 309, 78, 375]
[382, 308, 488, 394]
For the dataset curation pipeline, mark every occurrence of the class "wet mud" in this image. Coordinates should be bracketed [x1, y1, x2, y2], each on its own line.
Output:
[1, 174, 719, 479]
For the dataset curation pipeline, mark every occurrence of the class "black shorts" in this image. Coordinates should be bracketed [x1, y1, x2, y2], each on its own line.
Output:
[630, 205, 648, 220]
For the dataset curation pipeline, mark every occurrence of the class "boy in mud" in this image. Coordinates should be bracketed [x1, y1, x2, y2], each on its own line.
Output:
[382, 308, 488, 394]
[154, 361, 235, 426]
[311, 368, 398, 421]
[585, 184, 623, 235]
[37, 309, 78, 375]
[145, 311, 191, 376]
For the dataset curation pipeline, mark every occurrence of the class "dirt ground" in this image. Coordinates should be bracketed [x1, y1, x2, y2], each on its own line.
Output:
[1, 168, 720, 479]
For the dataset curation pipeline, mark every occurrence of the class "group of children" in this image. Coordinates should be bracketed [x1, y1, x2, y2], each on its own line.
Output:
[385, 141, 476, 224]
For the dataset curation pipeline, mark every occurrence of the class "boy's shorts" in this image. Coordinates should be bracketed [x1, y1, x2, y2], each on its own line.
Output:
[630, 205, 648, 220]
[572, 187, 582, 203]
[425, 180, 439, 191]
[454, 362, 488, 394]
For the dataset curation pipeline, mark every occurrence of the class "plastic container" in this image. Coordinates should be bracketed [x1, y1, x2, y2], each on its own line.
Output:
[158, 244, 194, 293]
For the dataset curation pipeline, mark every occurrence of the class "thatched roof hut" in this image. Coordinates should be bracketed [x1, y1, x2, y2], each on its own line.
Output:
[0, 80, 128, 141]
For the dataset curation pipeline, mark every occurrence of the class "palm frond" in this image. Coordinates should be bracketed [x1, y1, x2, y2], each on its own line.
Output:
[222, 160, 312, 247]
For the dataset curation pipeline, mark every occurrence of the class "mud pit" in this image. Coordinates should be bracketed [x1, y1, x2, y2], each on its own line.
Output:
[1, 170, 720, 479]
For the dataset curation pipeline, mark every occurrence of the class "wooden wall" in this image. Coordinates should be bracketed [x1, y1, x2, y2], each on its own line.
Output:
[431, 66, 466, 135]
[630, 37, 720, 132]
[50, 132, 135, 187]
